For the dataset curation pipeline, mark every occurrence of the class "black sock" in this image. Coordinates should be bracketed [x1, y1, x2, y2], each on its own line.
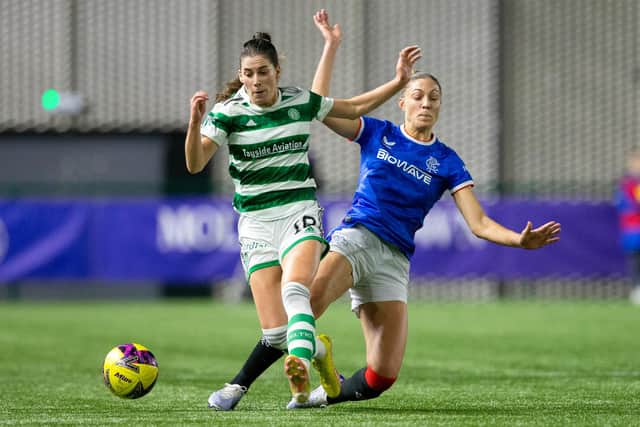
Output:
[327, 367, 383, 404]
[229, 339, 285, 389]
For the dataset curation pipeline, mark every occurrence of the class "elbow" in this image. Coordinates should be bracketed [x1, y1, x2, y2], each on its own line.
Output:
[185, 161, 203, 175]
[344, 104, 363, 120]
[469, 224, 487, 240]
[347, 110, 363, 120]
[340, 100, 364, 120]
[467, 214, 493, 241]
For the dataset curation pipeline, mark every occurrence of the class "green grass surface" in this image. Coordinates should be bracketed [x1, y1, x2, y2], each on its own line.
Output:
[0, 300, 639, 426]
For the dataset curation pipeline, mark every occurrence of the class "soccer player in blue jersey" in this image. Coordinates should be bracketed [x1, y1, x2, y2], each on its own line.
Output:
[188, 24, 421, 410]
[284, 9, 562, 408]
[615, 149, 640, 305]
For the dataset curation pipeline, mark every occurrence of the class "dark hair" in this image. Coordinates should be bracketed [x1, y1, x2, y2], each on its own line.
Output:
[403, 71, 442, 97]
[216, 32, 279, 102]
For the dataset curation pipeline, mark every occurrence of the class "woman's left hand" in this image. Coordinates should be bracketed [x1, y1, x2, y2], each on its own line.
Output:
[395, 46, 422, 83]
[519, 221, 561, 249]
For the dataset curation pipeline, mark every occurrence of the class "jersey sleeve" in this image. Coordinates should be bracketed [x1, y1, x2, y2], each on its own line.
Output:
[200, 103, 230, 147]
[447, 152, 474, 194]
[308, 90, 334, 121]
[352, 116, 384, 146]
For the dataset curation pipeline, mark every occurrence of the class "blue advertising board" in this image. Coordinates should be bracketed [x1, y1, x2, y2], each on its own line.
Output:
[0, 197, 626, 283]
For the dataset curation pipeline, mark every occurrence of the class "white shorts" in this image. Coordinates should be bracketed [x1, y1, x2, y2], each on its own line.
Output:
[238, 202, 328, 279]
[329, 225, 410, 315]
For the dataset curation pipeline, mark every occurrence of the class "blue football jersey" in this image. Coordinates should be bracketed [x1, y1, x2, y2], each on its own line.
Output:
[331, 116, 474, 259]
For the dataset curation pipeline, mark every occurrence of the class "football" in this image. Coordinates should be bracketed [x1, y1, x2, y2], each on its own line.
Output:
[102, 343, 159, 399]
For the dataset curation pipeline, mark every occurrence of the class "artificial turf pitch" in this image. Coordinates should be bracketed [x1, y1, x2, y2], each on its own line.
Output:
[0, 300, 638, 426]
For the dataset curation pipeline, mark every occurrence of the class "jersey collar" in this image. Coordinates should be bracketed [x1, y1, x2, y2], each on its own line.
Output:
[238, 86, 282, 112]
[400, 124, 436, 146]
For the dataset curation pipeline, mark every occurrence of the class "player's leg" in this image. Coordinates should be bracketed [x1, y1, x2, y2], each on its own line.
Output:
[310, 251, 354, 319]
[288, 225, 379, 409]
[279, 203, 342, 404]
[209, 215, 288, 410]
[326, 300, 407, 404]
[288, 301, 407, 409]
[208, 266, 288, 410]
[311, 228, 409, 406]
[239, 265, 290, 383]
[307, 250, 353, 399]
[280, 238, 324, 403]
[285, 250, 354, 410]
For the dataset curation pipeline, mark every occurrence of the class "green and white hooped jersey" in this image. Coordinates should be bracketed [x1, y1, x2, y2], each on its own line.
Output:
[201, 86, 334, 219]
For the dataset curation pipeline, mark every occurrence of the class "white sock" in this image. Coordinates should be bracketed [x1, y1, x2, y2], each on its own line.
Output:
[282, 281, 315, 370]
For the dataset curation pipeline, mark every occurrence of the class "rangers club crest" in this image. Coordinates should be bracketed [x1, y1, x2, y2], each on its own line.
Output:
[425, 156, 440, 174]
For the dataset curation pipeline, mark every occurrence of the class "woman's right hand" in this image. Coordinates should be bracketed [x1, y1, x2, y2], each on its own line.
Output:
[313, 9, 341, 46]
[190, 90, 209, 124]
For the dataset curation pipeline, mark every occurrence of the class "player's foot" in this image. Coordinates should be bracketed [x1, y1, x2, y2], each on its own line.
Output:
[630, 287, 640, 305]
[287, 374, 343, 410]
[312, 334, 341, 398]
[286, 383, 329, 409]
[284, 355, 310, 404]
[207, 383, 247, 411]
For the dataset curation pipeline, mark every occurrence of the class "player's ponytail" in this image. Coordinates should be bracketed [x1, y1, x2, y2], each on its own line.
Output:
[216, 77, 243, 102]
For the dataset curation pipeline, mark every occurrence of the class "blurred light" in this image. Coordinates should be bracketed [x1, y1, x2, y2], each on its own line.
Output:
[41, 89, 60, 111]
[41, 89, 85, 114]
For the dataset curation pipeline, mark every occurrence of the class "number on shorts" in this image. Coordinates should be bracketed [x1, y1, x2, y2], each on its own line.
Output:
[294, 215, 317, 234]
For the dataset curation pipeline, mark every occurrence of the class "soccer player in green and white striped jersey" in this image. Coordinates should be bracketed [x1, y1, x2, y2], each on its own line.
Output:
[203, 84, 329, 217]
[185, 29, 421, 409]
